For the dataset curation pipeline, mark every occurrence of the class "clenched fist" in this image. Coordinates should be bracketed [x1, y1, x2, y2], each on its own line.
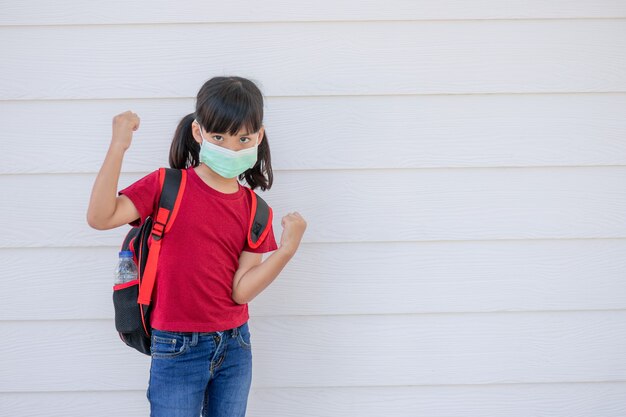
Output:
[111, 110, 140, 152]
[278, 211, 307, 256]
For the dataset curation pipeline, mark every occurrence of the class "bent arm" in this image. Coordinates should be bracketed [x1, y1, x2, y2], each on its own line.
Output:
[232, 247, 294, 304]
[86, 142, 140, 230]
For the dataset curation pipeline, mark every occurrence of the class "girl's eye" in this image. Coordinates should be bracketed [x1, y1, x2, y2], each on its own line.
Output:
[211, 135, 250, 143]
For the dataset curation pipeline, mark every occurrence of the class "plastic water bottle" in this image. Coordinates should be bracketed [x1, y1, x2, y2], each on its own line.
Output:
[115, 250, 138, 285]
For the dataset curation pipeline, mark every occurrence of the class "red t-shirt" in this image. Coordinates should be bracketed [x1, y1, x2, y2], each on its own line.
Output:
[118, 166, 278, 332]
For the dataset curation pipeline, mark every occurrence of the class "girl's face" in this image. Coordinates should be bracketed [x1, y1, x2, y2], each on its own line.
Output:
[193, 121, 264, 152]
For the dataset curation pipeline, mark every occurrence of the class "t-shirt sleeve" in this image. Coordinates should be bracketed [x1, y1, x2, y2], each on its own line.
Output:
[243, 213, 279, 254]
[117, 168, 161, 227]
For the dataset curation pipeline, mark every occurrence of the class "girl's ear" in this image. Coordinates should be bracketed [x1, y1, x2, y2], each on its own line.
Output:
[191, 121, 202, 145]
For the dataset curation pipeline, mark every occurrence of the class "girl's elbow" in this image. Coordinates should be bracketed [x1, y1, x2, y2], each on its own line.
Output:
[232, 291, 248, 305]
[86, 212, 101, 230]
[86, 212, 108, 230]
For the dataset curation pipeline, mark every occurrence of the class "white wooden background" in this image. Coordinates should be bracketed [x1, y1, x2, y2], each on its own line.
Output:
[1, 1, 626, 416]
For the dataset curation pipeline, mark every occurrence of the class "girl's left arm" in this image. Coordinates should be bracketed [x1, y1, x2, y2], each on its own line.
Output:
[232, 247, 294, 304]
[232, 211, 307, 304]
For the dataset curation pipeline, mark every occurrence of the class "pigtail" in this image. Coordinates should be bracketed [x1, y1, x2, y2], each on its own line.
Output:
[242, 130, 273, 191]
[169, 112, 200, 169]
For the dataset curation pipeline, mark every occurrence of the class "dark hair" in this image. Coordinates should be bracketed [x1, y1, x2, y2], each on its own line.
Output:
[169, 76, 273, 191]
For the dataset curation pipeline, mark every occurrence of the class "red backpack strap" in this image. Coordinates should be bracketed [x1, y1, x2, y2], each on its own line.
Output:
[246, 188, 273, 249]
[137, 168, 187, 305]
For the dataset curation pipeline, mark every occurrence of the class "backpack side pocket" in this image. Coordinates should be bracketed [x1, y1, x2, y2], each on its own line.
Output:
[113, 279, 142, 333]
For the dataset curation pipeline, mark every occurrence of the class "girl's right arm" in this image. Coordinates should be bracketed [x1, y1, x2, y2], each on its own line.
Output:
[86, 111, 141, 230]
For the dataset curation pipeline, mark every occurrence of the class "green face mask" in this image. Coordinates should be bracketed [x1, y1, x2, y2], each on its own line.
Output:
[195, 119, 259, 179]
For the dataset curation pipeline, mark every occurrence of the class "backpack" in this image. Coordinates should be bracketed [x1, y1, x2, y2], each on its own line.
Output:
[112, 167, 273, 355]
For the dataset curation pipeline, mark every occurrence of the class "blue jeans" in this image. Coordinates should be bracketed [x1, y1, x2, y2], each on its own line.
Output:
[147, 321, 253, 417]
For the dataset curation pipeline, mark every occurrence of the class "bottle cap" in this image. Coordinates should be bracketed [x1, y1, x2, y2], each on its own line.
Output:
[119, 250, 133, 258]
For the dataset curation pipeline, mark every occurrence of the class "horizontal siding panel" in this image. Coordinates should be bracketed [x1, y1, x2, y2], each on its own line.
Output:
[3, 93, 626, 174]
[1, 20, 626, 100]
[2, 239, 626, 320]
[0, 392, 149, 417]
[3, 382, 626, 417]
[1, 167, 625, 248]
[3, 312, 626, 392]
[2, 0, 626, 26]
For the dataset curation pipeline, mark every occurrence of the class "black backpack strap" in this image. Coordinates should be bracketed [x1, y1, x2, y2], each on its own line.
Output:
[152, 168, 186, 240]
[246, 188, 273, 249]
[120, 168, 184, 251]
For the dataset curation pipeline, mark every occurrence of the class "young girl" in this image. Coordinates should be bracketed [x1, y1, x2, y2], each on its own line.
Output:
[87, 76, 307, 417]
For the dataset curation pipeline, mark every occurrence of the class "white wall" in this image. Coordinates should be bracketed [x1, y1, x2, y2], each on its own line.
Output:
[2, 1, 626, 416]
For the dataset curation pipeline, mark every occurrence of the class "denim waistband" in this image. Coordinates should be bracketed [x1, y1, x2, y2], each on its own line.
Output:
[153, 321, 246, 337]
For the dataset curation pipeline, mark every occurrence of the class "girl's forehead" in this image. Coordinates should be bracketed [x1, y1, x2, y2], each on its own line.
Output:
[211, 126, 259, 136]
